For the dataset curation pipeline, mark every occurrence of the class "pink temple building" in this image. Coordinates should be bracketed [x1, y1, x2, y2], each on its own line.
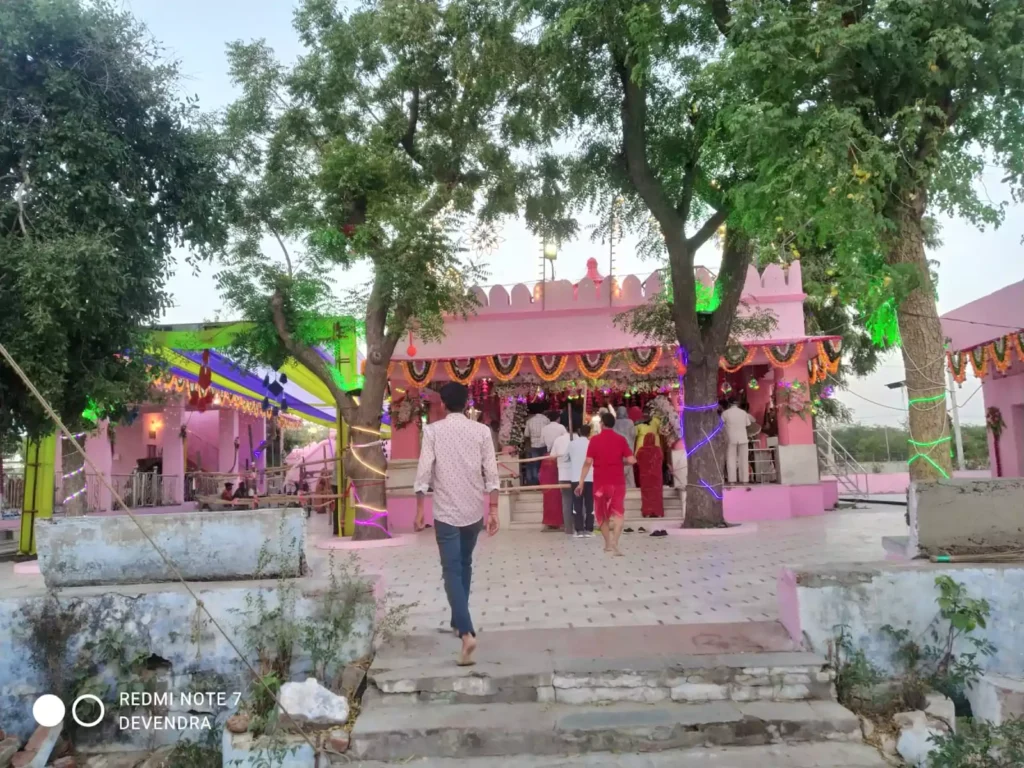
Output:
[382, 260, 844, 531]
[942, 280, 1024, 478]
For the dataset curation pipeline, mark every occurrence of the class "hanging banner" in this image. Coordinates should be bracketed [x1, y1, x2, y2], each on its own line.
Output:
[576, 351, 613, 379]
[445, 358, 480, 385]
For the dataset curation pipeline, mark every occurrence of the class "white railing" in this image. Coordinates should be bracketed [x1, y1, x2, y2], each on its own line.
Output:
[815, 428, 869, 499]
[110, 472, 178, 508]
[2, 472, 25, 513]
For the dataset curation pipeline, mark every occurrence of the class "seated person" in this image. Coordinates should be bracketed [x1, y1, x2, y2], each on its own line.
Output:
[220, 482, 235, 501]
[232, 481, 249, 500]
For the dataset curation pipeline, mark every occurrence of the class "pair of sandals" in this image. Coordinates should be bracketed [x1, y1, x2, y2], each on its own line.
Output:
[624, 526, 667, 537]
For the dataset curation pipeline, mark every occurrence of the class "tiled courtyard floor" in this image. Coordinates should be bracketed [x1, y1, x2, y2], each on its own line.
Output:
[323, 507, 906, 635]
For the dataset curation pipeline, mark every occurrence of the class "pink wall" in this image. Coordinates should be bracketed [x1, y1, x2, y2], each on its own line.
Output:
[821, 469, 992, 495]
[723, 483, 825, 521]
[776, 367, 814, 446]
[941, 280, 1024, 352]
[183, 410, 219, 470]
[980, 365, 1024, 478]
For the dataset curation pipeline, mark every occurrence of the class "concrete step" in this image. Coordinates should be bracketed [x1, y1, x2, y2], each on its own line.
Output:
[367, 649, 834, 706]
[349, 699, 861, 761]
[349, 742, 891, 767]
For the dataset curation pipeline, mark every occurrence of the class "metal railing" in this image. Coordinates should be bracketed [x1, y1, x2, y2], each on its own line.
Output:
[2, 472, 25, 513]
[815, 428, 869, 499]
[110, 472, 178, 508]
[749, 446, 779, 484]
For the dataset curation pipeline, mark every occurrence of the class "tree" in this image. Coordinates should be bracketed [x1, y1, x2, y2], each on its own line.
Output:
[508, 0, 765, 526]
[218, 0, 527, 538]
[720, 0, 1024, 480]
[0, 0, 229, 447]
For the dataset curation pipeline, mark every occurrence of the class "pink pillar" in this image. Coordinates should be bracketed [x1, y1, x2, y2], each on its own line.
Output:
[775, 366, 814, 446]
[85, 421, 113, 512]
[162, 405, 185, 504]
[390, 422, 421, 460]
[217, 409, 239, 473]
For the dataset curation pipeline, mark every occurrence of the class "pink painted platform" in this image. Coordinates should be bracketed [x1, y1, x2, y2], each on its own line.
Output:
[667, 523, 758, 537]
[13, 561, 41, 575]
[316, 533, 411, 550]
[724, 483, 826, 522]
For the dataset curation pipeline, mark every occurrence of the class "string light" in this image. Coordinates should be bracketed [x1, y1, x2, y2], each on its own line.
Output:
[62, 467, 84, 479]
[686, 418, 723, 458]
[908, 436, 952, 448]
[62, 486, 87, 504]
[699, 479, 723, 501]
[907, 393, 945, 406]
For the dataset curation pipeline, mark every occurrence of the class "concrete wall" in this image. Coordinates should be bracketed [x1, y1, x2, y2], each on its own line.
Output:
[36, 508, 306, 587]
[777, 562, 1024, 681]
[908, 478, 1024, 556]
[0, 573, 376, 746]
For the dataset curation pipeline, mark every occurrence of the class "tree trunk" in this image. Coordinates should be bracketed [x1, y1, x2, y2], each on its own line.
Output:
[682, 357, 727, 527]
[343, 412, 389, 540]
[886, 192, 952, 481]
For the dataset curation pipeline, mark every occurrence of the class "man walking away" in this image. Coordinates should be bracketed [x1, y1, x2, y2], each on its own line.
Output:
[549, 422, 575, 534]
[722, 400, 755, 485]
[414, 382, 500, 666]
[576, 412, 635, 556]
[524, 405, 550, 485]
[567, 424, 594, 536]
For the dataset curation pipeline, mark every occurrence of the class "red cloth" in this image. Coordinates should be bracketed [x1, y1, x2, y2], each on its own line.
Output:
[539, 457, 563, 527]
[628, 406, 644, 422]
[637, 433, 664, 518]
[594, 484, 626, 525]
[586, 430, 633, 487]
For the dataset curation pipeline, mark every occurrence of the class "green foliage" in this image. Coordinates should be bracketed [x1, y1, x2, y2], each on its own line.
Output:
[929, 718, 1024, 768]
[166, 730, 223, 768]
[826, 424, 989, 467]
[0, 0, 230, 443]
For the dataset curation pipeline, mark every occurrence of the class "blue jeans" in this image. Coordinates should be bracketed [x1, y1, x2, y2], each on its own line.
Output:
[526, 447, 546, 485]
[434, 519, 483, 637]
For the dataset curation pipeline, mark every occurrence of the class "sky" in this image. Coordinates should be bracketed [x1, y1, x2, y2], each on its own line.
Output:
[126, 0, 1024, 428]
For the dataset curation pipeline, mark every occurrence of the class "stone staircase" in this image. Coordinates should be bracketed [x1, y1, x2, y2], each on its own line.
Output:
[349, 623, 864, 762]
[509, 487, 684, 529]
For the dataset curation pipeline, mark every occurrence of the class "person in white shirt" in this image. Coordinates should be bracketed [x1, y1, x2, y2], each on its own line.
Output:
[523, 407, 550, 485]
[549, 424, 574, 534]
[541, 410, 567, 451]
[722, 400, 755, 484]
[567, 424, 595, 536]
[414, 382, 500, 666]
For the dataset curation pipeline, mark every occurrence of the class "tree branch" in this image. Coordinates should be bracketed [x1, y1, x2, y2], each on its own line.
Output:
[268, 225, 293, 278]
[270, 289, 357, 419]
[687, 207, 729, 250]
[706, 228, 754, 350]
[708, 0, 732, 37]
[615, 56, 686, 246]
[677, 160, 697, 223]
[399, 86, 421, 164]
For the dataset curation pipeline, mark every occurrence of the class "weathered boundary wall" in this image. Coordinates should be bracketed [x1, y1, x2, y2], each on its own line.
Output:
[36, 508, 306, 587]
[909, 478, 1024, 557]
[778, 561, 1024, 719]
[0, 573, 376, 748]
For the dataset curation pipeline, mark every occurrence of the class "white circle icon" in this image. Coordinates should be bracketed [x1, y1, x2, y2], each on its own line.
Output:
[71, 695, 105, 728]
[32, 695, 66, 727]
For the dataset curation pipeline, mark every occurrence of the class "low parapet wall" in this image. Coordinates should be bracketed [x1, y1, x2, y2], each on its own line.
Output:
[909, 478, 1024, 557]
[36, 508, 306, 587]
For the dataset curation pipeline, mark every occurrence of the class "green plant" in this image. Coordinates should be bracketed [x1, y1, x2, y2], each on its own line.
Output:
[928, 718, 1024, 768]
[882, 576, 995, 707]
[166, 728, 222, 768]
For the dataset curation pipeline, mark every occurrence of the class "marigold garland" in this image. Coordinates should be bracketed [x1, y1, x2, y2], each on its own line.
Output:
[151, 377, 301, 428]
[720, 344, 754, 373]
[764, 342, 805, 368]
[946, 350, 967, 384]
[1015, 332, 1024, 363]
[403, 360, 436, 387]
[445, 358, 480, 384]
[808, 357, 824, 385]
[988, 337, 1012, 374]
[576, 352, 613, 379]
[625, 347, 663, 375]
[487, 354, 523, 382]
[531, 354, 568, 381]
[968, 346, 988, 378]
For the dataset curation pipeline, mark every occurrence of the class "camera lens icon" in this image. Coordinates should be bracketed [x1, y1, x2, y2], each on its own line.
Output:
[71, 695, 105, 728]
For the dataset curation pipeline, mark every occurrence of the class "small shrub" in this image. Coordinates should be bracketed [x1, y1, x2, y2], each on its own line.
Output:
[166, 729, 222, 768]
[928, 718, 1024, 768]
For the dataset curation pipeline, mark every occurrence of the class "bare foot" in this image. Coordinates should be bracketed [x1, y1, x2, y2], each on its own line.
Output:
[611, 549, 624, 557]
[458, 635, 478, 666]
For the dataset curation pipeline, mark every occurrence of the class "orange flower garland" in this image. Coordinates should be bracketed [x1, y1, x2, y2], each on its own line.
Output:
[445, 358, 481, 384]
[720, 344, 754, 373]
[764, 342, 805, 368]
[988, 338, 1012, 374]
[576, 352, 613, 379]
[968, 346, 988, 378]
[946, 351, 967, 384]
[487, 354, 523, 382]
[402, 360, 436, 387]
[625, 347, 664, 375]
[531, 354, 569, 382]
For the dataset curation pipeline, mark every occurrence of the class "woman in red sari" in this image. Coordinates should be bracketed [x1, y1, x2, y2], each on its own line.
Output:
[637, 433, 664, 518]
[539, 455, 563, 530]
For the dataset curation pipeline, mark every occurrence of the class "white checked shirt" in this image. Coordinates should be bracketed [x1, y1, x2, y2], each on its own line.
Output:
[413, 413, 501, 527]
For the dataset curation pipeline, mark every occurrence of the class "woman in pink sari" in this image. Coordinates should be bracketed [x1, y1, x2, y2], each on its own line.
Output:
[637, 433, 664, 518]
[539, 455, 563, 530]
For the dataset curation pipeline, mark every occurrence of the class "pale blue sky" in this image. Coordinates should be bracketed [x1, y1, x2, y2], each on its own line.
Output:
[127, 0, 1024, 426]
